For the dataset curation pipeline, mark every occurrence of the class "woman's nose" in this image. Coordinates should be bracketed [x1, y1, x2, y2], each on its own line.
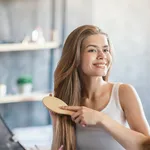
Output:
[96, 50, 105, 60]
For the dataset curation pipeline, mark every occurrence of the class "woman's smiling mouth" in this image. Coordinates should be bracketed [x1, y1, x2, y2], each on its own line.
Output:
[93, 63, 107, 69]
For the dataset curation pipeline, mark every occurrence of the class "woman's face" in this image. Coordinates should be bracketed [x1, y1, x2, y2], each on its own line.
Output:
[80, 34, 112, 77]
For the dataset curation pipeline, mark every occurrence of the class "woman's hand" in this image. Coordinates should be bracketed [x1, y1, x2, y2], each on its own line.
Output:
[60, 106, 101, 126]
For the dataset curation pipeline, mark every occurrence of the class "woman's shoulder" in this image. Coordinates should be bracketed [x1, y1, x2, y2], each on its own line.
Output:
[119, 83, 136, 94]
[118, 83, 139, 109]
[107, 82, 135, 92]
[104, 82, 136, 96]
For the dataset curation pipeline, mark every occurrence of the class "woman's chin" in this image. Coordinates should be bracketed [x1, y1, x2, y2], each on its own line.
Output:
[94, 71, 107, 76]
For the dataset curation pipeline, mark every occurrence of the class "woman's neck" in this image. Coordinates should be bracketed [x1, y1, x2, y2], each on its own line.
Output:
[81, 76, 107, 99]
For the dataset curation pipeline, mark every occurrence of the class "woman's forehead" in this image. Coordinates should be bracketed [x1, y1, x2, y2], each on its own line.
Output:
[82, 34, 108, 49]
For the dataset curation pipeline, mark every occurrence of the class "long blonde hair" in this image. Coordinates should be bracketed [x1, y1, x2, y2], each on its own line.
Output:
[51, 25, 113, 150]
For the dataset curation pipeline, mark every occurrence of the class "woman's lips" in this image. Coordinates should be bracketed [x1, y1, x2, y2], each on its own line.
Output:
[93, 63, 106, 69]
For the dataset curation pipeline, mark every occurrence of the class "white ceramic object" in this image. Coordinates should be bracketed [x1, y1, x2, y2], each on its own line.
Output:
[0, 84, 7, 97]
[18, 83, 32, 94]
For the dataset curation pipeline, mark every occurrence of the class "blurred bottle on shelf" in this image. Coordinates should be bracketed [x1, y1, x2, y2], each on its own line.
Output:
[0, 84, 7, 97]
[31, 27, 45, 43]
[17, 76, 33, 94]
[51, 29, 59, 42]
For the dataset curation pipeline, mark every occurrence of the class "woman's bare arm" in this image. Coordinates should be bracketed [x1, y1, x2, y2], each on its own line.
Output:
[98, 83, 150, 150]
[61, 105, 148, 150]
[99, 112, 147, 150]
[119, 84, 150, 135]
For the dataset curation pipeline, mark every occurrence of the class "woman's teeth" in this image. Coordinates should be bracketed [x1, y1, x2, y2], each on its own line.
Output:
[95, 64, 105, 67]
[94, 63, 106, 67]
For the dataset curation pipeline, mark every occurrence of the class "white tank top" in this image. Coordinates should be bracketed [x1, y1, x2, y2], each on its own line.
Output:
[76, 83, 128, 150]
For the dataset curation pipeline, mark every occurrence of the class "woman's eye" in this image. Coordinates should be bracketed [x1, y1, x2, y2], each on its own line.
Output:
[103, 49, 109, 52]
[88, 49, 97, 52]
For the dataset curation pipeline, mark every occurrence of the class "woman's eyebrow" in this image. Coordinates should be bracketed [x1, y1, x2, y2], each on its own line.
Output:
[85, 44, 109, 49]
[103, 45, 109, 48]
[85, 44, 99, 49]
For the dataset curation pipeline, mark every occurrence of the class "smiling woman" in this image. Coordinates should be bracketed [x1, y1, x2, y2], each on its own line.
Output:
[80, 33, 112, 79]
[49, 25, 150, 150]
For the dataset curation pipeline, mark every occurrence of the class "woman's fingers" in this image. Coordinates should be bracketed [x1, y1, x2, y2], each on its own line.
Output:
[71, 111, 81, 120]
[71, 111, 86, 127]
[74, 115, 83, 124]
[60, 106, 86, 127]
[60, 106, 82, 111]
[49, 110, 56, 116]
[80, 120, 87, 127]
[49, 93, 53, 96]
[73, 115, 86, 127]
[58, 145, 64, 150]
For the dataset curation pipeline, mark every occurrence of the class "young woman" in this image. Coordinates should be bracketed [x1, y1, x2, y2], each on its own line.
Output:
[50, 25, 150, 150]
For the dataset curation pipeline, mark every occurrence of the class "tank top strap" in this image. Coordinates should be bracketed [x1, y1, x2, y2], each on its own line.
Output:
[111, 82, 123, 112]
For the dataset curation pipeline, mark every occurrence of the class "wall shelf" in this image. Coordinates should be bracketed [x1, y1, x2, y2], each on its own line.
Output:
[0, 41, 59, 52]
[0, 92, 49, 104]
